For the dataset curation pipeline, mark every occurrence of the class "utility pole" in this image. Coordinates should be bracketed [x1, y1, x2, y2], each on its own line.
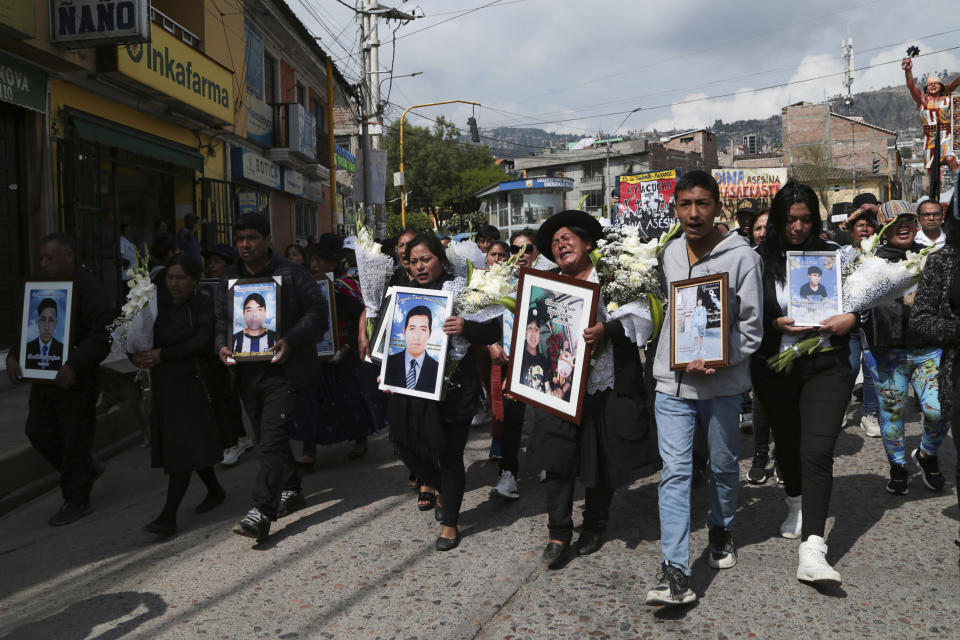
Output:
[841, 37, 854, 115]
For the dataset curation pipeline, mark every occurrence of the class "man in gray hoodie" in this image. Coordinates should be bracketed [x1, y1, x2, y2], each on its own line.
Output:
[645, 171, 764, 607]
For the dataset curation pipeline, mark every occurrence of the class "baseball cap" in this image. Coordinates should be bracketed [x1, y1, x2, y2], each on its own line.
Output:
[852, 193, 881, 209]
[876, 200, 915, 226]
[342, 236, 358, 251]
[735, 198, 760, 216]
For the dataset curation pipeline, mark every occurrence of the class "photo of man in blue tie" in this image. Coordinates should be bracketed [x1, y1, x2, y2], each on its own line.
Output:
[384, 305, 440, 392]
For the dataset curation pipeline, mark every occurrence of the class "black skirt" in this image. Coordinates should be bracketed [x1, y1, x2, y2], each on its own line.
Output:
[150, 369, 223, 474]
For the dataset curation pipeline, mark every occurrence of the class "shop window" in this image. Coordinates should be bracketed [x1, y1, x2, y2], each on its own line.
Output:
[295, 202, 318, 243]
[583, 190, 603, 209]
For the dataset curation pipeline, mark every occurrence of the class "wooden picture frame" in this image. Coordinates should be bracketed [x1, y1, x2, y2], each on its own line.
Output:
[315, 276, 339, 359]
[505, 268, 600, 425]
[228, 276, 282, 363]
[786, 250, 842, 327]
[18, 279, 76, 383]
[669, 272, 730, 371]
[378, 286, 453, 401]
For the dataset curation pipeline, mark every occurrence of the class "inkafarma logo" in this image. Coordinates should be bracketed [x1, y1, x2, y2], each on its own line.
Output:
[126, 43, 143, 63]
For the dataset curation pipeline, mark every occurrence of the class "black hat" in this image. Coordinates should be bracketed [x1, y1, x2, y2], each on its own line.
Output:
[735, 198, 760, 217]
[202, 243, 236, 263]
[807, 265, 822, 275]
[312, 233, 344, 261]
[535, 210, 603, 263]
[852, 192, 881, 208]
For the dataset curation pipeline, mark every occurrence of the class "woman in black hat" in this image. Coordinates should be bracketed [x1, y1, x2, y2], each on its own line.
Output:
[531, 210, 656, 569]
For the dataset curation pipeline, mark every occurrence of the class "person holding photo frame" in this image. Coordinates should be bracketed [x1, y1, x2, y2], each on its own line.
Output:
[215, 213, 328, 543]
[531, 210, 657, 571]
[387, 233, 501, 551]
[752, 181, 858, 587]
[6, 233, 114, 527]
[646, 173, 763, 607]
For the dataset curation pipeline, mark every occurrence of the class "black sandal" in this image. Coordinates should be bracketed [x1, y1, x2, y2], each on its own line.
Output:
[418, 490, 436, 511]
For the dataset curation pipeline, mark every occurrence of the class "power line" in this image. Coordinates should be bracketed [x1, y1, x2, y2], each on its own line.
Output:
[394, 0, 516, 41]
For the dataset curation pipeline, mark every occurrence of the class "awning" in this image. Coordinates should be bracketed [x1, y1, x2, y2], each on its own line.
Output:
[69, 110, 204, 172]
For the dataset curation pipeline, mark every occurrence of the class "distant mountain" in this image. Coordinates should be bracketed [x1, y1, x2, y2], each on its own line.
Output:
[477, 72, 957, 159]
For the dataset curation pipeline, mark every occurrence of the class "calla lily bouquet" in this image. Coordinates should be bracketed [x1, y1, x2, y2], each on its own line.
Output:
[108, 245, 156, 354]
[353, 222, 395, 336]
[588, 222, 681, 344]
[455, 256, 518, 318]
[767, 219, 940, 373]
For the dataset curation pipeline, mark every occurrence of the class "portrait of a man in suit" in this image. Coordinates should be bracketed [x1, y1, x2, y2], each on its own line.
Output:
[24, 297, 64, 371]
[384, 304, 439, 392]
[232, 292, 277, 355]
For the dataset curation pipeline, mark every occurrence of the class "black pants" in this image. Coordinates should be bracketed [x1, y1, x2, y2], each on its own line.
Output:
[26, 376, 98, 504]
[499, 398, 525, 475]
[238, 371, 300, 520]
[751, 352, 850, 540]
[752, 391, 772, 457]
[952, 377, 960, 513]
[400, 417, 472, 528]
[545, 473, 614, 544]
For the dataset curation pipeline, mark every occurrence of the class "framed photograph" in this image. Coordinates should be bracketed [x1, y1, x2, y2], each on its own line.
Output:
[315, 277, 339, 358]
[505, 269, 600, 425]
[669, 273, 730, 371]
[378, 287, 453, 400]
[501, 310, 514, 357]
[369, 288, 396, 365]
[18, 280, 75, 382]
[786, 250, 842, 327]
[229, 277, 281, 362]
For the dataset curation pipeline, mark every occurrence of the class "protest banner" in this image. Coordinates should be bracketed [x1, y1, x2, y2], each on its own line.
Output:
[711, 168, 787, 223]
[615, 169, 678, 238]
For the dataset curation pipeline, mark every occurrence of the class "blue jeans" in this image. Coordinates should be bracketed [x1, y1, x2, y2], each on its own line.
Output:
[654, 392, 741, 576]
[849, 332, 879, 415]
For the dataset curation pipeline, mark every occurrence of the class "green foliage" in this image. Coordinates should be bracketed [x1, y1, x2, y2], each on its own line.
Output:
[443, 211, 487, 235]
[386, 210, 432, 239]
[383, 116, 506, 215]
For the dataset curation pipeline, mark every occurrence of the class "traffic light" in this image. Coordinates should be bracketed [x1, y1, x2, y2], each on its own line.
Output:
[872, 158, 880, 174]
[467, 116, 480, 143]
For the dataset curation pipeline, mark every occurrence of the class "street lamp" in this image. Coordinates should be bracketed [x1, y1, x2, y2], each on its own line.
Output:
[399, 99, 480, 227]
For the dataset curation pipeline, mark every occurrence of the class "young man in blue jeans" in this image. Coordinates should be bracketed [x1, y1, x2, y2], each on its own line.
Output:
[645, 171, 764, 606]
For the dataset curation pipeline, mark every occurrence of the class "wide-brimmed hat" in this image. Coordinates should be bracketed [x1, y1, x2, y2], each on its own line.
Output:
[535, 210, 603, 263]
[852, 192, 881, 209]
[877, 200, 915, 226]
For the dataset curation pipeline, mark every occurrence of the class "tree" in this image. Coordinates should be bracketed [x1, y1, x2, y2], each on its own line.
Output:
[434, 165, 510, 228]
[382, 116, 503, 215]
[792, 143, 839, 214]
[386, 209, 432, 239]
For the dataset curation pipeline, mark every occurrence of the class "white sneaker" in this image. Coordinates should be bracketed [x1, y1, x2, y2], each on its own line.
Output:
[237, 436, 254, 451]
[859, 413, 881, 438]
[491, 470, 520, 500]
[780, 495, 802, 539]
[221, 445, 243, 466]
[797, 535, 841, 585]
[740, 412, 753, 429]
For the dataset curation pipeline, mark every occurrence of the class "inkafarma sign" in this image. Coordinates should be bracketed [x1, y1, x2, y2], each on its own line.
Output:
[51, 0, 150, 47]
[117, 27, 233, 123]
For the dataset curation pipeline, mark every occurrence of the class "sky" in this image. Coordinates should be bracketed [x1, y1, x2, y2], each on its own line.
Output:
[290, 0, 960, 142]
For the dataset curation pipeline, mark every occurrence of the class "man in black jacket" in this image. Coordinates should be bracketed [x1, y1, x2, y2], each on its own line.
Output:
[6, 233, 114, 526]
[215, 213, 327, 542]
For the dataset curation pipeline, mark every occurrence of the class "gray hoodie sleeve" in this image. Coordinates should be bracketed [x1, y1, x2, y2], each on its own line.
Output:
[729, 254, 764, 366]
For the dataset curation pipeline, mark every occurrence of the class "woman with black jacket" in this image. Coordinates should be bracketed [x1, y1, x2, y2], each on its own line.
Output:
[751, 181, 857, 586]
[388, 233, 500, 551]
[908, 193, 960, 560]
[132, 254, 226, 537]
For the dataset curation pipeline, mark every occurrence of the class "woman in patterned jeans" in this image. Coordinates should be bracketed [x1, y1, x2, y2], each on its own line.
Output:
[863, 201, 948, 496]
[908, 191, 960, 561]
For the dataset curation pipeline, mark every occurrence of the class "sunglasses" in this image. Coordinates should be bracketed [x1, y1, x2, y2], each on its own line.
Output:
[510, 243, 534, 254]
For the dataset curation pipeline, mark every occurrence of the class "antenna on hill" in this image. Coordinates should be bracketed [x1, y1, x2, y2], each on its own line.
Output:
[842, 36, 854, 115]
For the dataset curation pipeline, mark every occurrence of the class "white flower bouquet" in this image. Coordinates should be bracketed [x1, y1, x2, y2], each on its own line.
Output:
[354, 223, 395, 336]
[108, 246, 157, 354]
[455, 258, 518, 318]
[445, 240, 487, 280]
[589, 223, 680, 345]
[767, 224, 940, 373]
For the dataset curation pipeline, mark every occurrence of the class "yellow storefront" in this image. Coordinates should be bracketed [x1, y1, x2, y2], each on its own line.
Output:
[49, 27, 234, 302]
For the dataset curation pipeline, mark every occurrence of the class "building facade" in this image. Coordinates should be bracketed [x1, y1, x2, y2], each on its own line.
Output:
[476, 177, 574, 238]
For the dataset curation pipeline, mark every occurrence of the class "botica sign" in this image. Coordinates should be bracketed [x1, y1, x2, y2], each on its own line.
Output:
[232, 147, 281, 190]
[116, 26, 233, 123]
[51, 0, 150, 47]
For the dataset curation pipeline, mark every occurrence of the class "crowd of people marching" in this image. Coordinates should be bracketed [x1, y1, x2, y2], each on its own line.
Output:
[5, 170, 959, 608]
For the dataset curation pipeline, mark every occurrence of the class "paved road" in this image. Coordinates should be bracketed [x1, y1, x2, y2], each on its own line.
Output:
[0, 403, 957, 640]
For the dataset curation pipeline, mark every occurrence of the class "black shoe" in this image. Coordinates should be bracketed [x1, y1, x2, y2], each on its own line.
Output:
[232, 508, 271, 542]
[435, 531, 461, 551]
[572, 532, 603, 556]
[194, 488, 227, 514]
[142, 518, 176, 537]
[277, 490, 306, 517]
[435, 501, 443, 522]
[645, 563, 696, 606]
[912, 448, 945, 492]
[707, 527, 737, 569]
[541, 542, 571, 570]
[747, 453, 768, 485]
[886, 463, 909, 495]
[418, 490, 437, 511]
[48, 501, 93, 526]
